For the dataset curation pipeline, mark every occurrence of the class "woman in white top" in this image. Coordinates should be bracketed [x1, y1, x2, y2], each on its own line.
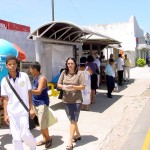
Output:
[79, 57, 92, 111]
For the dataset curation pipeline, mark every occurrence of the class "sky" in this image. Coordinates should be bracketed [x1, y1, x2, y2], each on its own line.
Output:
[0, 0, 150, 33]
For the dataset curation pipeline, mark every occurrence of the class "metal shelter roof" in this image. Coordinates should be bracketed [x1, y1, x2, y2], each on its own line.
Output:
[28, 21, 120, 45]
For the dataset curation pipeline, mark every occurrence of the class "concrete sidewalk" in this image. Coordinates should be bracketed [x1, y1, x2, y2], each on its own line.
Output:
[0, 66, 150, 150]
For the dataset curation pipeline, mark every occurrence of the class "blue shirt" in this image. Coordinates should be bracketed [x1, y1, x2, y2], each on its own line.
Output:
[105, 64, 115, 77]
[32, 75, 49, 106]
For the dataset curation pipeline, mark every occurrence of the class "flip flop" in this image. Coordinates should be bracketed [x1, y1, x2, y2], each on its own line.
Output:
[45, 138, 52, 148]
[36, 140, 46, 146]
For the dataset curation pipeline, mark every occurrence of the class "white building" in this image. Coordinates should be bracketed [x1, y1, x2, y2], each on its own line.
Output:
[84, 16, 150, 66]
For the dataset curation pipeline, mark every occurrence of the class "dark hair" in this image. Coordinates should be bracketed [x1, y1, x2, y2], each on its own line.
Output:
[118, 54, 122, 57]
[109, 59, 114, 63]
[87, 55, 94, 62]
[65, 57, 78, 74]
[30, 62, 41, 72]
[6, 55, 18, 64]
[80, 57, 87, 67]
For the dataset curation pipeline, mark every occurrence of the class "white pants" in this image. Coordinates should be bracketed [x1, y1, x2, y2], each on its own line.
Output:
[124, 66, 130, 80]
[9, 114, 36, 150]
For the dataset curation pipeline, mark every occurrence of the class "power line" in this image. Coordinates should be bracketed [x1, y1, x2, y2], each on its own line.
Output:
[69, 0, 87, 25]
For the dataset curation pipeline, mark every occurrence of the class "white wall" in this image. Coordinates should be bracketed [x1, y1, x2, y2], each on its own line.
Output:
[37, 43, 73, 82]
[0, 28, 35, 61]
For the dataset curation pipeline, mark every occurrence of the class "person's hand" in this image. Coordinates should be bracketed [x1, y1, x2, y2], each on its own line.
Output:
[67, 85, 73, 89]
[4, 114, 9, 125]
[62, 85, 68, 90]
[29, 108, 35, 119]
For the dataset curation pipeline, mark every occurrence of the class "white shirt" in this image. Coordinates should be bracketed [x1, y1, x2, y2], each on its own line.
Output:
[116, 57, 124, 71]
[93, 58, 101, 70]
[1, 72, 31, 117]
[105, 64, 115, 77]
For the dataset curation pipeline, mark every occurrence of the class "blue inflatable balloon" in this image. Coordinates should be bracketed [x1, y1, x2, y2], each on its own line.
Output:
[0, 39, 18, 85]
[0, 39, 18, 57]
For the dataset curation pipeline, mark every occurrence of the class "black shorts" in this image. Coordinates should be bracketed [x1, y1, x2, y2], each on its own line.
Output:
[91, 74, 98, 90]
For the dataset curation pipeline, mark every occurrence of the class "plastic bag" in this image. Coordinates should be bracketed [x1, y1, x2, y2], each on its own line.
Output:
[114, 83, 118, 91]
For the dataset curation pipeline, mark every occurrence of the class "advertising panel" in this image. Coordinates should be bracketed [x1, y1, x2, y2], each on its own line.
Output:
[0, 20, 8, 29]
[0, 55, 8, 85]
[0, 19, 30, 32]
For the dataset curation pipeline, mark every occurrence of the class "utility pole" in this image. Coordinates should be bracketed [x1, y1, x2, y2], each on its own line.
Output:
[52, 0, 54, 21]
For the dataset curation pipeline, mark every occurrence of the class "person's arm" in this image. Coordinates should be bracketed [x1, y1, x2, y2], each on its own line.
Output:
[88, 67, 93, 75]
[70, 85, 85, 90]
[3, 96, 9, 125]
[67, 72, 85, 91]
[28, 90, 35, 119]
[57, 71, 65, 89]
[31, 76, 47, 95]
[26, 73, 35, 119]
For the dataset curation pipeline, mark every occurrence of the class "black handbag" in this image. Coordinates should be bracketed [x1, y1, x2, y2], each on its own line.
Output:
[58, 71, 65, 99]
[5, 77, 35, 129]
[58, 90, 63, 99]
[96, 68, 100, 74]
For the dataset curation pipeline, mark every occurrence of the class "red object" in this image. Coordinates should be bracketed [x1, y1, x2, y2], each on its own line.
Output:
[0, 20, 8, 29]
[119, 50, 124, 55]
[0, 19, 30, 32]
[12, 44, 27, 61]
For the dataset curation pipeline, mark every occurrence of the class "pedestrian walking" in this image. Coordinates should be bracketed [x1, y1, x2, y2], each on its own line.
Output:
[116, 54, 124, 86]
[86, 55, 99, 103]
[1, 55, 36, 150]
[93, 53, 101, 88]
[57, 57, 85, 150]
[29, 62, 52, 148]
[105, 59, 115, 98]
[108, 54, 117, 79]
[124, 54, 131, 81]
[79, 57, 92, 111]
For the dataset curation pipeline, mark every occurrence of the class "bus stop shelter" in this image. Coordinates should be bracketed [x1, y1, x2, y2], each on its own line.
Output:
[28, 21, 119, 82]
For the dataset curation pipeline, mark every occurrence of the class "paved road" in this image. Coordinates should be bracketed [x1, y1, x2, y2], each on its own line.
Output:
[122, 98, 150, 150]
[0, 66, 150, 150]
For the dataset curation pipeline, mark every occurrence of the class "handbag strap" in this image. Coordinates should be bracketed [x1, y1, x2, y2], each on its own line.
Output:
[5, 76, 29, 112]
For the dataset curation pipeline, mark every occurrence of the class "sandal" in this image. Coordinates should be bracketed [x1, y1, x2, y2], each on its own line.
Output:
[45, 138, 52, 148]
[36, 140, 46, 146]
[66, 145, 73, 150]
[73, 136, 81, 142]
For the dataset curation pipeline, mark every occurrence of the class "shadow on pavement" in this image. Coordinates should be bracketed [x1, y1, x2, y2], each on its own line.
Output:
[73, 135, 98, 148]
[90, 92, 122, 113]
[0, 126, 41, 149]
[0, 133, 11, 150]
[49, 135, 63, 149]
[31, 128, 41, 138]
[50, 79, 135, 113]
[100, 78, 135, 92]
[50, 102, 64, 111]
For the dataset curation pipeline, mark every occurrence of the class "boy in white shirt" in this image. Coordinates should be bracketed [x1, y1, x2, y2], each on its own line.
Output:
[116, 54, 124, 86]
[1, 55, 36, 150]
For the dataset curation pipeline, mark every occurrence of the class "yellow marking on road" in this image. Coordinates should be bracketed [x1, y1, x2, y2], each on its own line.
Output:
[142, 128, 150, 150]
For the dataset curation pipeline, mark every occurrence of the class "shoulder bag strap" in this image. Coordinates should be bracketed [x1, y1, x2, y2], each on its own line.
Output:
[5, 76, 29, 112]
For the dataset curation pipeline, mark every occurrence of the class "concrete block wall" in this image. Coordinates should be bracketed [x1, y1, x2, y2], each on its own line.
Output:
[0, 28, 35, 61]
